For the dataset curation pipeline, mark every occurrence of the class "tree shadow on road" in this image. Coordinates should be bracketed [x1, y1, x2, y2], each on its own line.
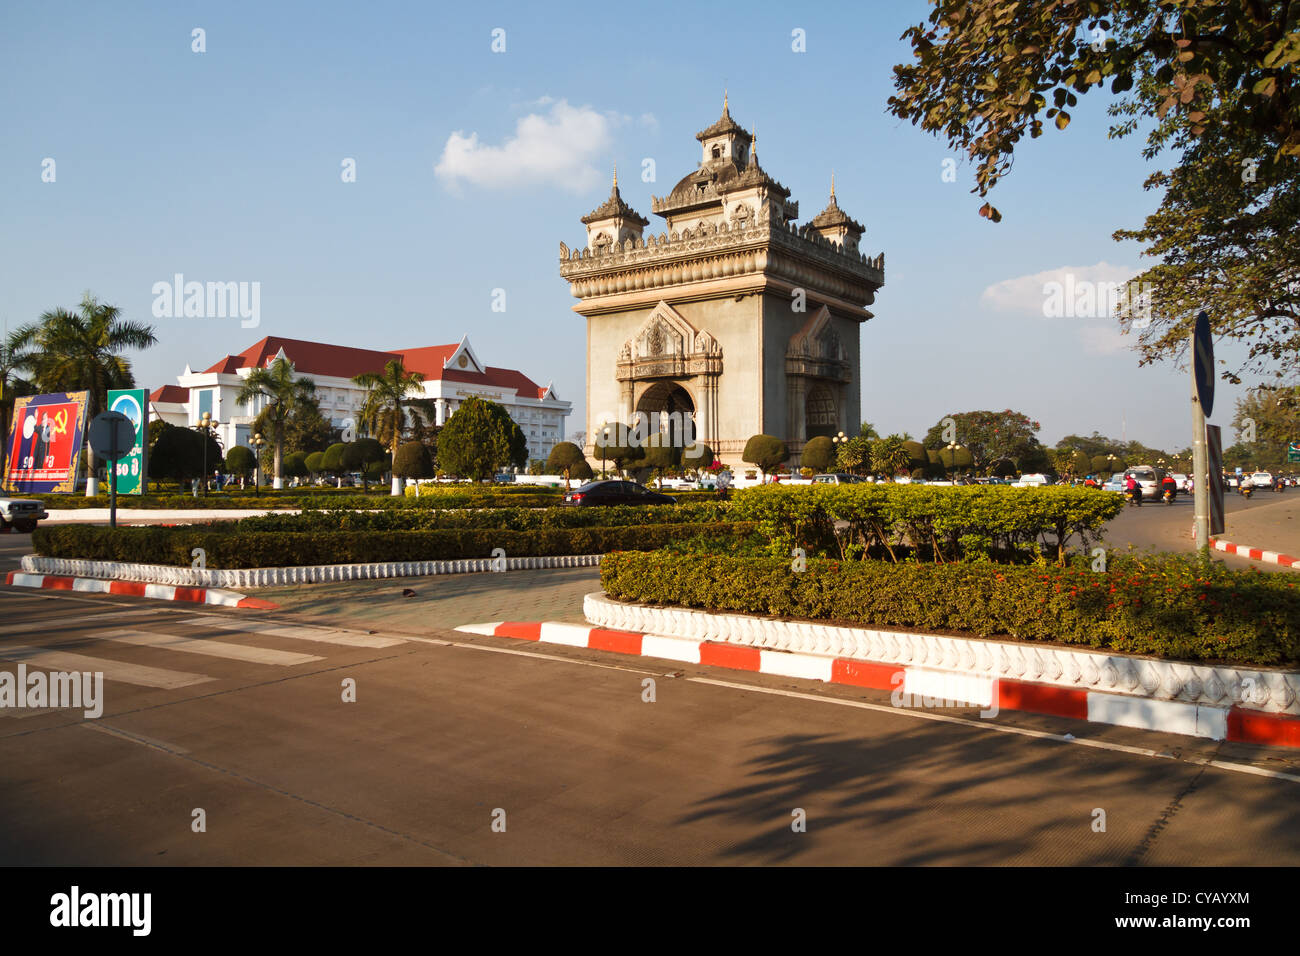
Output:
[674, 719, 1300, 865]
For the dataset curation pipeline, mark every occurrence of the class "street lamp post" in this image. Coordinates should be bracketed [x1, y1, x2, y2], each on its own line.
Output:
[945, 441, 960, 483]
[251, 432, 265, 496]
[832, 431, 850, 475]
[198, 411, 219, 497]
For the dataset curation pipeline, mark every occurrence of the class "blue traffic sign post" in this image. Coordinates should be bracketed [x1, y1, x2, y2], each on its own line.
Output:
[1191, 311, 1214, 557]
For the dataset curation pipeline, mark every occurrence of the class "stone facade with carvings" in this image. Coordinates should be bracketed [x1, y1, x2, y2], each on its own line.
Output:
[559, 98, 884, 464]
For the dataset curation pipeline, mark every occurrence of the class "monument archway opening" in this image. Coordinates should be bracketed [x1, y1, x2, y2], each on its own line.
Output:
[636, 382, 696, 449]
[805, 384, 838, 440]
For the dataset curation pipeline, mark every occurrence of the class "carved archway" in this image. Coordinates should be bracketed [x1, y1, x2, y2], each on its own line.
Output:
[636, 382, 697, 450]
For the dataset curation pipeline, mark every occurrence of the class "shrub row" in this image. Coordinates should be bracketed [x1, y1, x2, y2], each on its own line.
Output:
[32, 521, 756, 568]
[238, 502, 731, 532]
[599, 551, 1300, 667]
[727, 484, 1123, 563]
[24, 485, 718, 511]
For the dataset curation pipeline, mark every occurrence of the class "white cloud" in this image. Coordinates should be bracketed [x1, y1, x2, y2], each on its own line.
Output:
[1078, 325, 1129, 355]
[435, 99, 618, 193]
[980, 261, 1140, 317]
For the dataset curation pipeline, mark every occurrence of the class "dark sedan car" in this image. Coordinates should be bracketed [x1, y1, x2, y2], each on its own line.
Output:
[562, 479, 677, 506]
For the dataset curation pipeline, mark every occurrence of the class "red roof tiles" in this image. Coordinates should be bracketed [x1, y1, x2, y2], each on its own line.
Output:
[194, 336, 549, 398]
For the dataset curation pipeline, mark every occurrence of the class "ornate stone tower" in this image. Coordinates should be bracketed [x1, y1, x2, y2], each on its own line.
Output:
[558, 98, 884, 464]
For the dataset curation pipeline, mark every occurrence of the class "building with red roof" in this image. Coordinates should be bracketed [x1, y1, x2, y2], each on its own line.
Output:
[150, 335, 570, 469]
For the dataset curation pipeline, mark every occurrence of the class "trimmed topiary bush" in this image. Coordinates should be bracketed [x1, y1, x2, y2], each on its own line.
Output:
[801, 435, 834, 472]
[393, 441, 433, 479]
[743, 434, 788, 477]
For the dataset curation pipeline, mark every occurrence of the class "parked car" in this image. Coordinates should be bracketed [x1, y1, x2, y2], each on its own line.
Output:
[1011, 473, 1053, 487]
[812, 473, 859, 485]
[0, 496, 48, 533]
[1102, 472, 1126, 492]
[562, 479, 676, 506]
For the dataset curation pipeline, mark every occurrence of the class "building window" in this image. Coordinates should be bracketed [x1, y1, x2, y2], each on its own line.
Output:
[198, 389, 213, 420]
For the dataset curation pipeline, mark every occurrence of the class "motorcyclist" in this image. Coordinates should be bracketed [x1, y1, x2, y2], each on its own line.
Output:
[1124, 473, 1143, 506]
[1160, 474, 1178, 499]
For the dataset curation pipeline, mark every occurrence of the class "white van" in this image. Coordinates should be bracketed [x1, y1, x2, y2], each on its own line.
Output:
[1127, 466, 1159, 496]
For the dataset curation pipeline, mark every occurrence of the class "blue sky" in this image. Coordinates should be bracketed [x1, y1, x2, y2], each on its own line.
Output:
[0, 0, 1254, 451]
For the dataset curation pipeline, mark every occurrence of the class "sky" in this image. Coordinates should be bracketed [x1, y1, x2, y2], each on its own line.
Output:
[0, 0, 1259, 452]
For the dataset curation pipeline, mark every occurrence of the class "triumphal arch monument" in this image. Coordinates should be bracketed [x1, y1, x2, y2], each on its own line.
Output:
[558, 97, 884, 465]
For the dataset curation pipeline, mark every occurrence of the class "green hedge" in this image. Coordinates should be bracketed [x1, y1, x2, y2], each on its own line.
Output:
[237, 502, 730, 533]
[600, 551, 1300, 667]
[23, 484, 717, 511]
[32, 521, 756, 568]
[727, 484, 1123, 563]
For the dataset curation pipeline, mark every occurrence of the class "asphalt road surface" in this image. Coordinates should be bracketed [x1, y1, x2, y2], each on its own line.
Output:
[2, 561, 1299, 865]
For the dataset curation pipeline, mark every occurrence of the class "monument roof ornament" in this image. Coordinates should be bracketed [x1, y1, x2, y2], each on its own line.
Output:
[810, 176, 864, 233]
[581, 169, 649, 226]
[695, 93, 752, 143]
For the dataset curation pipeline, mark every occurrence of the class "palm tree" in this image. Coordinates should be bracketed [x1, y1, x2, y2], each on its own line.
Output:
[27, 294, 157, 493]
[235, 357, 317, 489]
[870, 435, 912, 479]
[0, 324, 39, 486]
[353, 358, 437, 495]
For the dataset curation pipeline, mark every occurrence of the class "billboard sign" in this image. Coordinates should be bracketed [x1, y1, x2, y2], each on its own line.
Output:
[4, 391, 90, 493]
[105, 389, 148, 495]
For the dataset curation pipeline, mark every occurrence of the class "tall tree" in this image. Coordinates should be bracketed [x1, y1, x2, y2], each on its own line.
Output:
[1229, 381, 1300, 468]
[436, 395, 526, 481]
[352, 358, 437, 495]
[889, 1, 1300, 380]
[235, 357, 318, 489]
[25, 293, 157, 490]
[0, 325, 39, 484]
[922, 409, 1044, 472]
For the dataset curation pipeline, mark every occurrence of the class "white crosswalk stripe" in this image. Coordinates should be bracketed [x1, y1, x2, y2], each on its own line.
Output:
[0, 608, 163, 637]
[97, 629, 324, 666]
[0, 645, 211, 689]
[174, 616, 406, 648]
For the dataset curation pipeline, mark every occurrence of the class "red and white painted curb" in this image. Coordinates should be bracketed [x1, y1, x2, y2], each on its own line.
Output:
[1209, 537, 1298, 569]
[4, 571, 278, 609]
[456, 621, 1300, 749]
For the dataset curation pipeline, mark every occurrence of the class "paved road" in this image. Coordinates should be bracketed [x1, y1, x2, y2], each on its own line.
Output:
[2, 572, 1299, 866]
[1101, 491, 1298, 571]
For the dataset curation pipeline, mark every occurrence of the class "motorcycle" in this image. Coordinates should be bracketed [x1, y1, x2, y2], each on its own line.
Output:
[1162, 487, 1176, 504]
[1124, 487, 1139, 507]
[1241, 483, 1254, 499]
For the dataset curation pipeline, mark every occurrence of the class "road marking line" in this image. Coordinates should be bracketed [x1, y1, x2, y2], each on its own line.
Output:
[454, 638, 662, 674]
[99, 630, 324, 666]
[174, 616, 406, 648]
[0, 646, 211, 689]
[0, 706, 62, 720]
[82, 722, 191, 754]
[0, 609, 162, 636]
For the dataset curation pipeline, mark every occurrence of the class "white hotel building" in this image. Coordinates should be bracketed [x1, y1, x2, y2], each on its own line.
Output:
[150, 335, 571, 465]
